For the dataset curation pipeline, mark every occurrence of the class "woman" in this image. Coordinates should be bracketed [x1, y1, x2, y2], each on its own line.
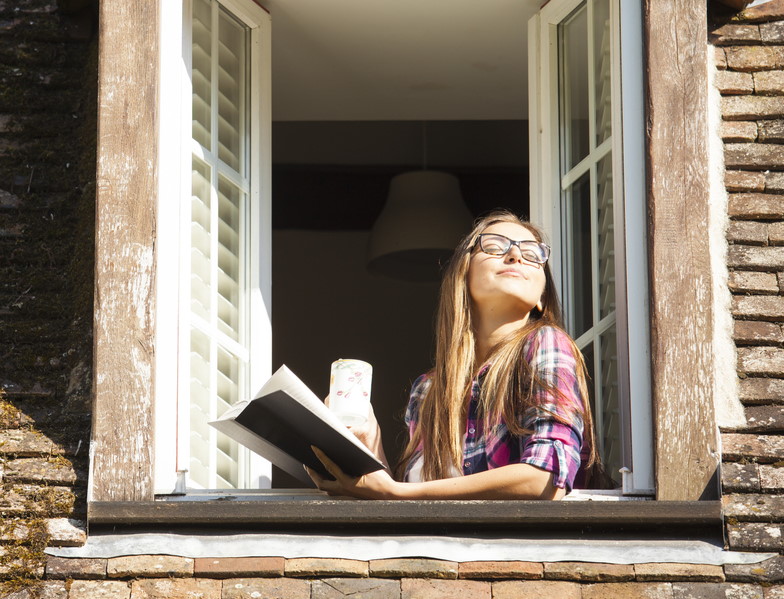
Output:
[307, 210, 598, 499]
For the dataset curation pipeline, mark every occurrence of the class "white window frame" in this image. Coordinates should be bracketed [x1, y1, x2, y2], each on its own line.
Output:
[155, 0, 272, 494]
[528, 0, 653, 495]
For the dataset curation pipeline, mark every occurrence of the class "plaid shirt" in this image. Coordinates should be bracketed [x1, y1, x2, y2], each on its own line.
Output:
[404, 326, 586, 491]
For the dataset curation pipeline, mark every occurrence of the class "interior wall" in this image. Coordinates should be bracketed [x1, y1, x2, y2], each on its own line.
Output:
[271, 229, 441, 485]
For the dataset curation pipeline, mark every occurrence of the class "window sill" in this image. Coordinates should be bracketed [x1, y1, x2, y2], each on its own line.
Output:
[88, 493, 722, 536]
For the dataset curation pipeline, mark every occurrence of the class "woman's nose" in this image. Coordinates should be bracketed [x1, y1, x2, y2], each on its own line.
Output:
[505, 244, 523, 262]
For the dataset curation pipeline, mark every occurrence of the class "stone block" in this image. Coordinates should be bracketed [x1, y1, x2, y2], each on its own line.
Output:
[771, 222, 784, 245]
[728, 221, 768, 244]
[1, 457, 77, 484]
[544, 562, 634, 582]
[370, 558, 458, 579]
[767, 172, 784, 192]
[730, 245, 784, 269]
[716, 46, 728, 70]
[222, 578, 311, 599]
[285, 558, 368, 578]
[717, 70, 755, 95]
[129, 578, 221, 599]
[635, 563, 724, 582]
[710, 23, 761, 45]
[400, 579, 490, 599]
[493, 580, 581, 599]
[0, 429, 56, 455]
[728, 521, 784, 551]
[458, 561, 542, 580]
[0, 484, 74, 516]
[45, 555, 106, 579]
[724, 97, 784, 121]
[723, 492, 784, 520]
[46, 518, 86, 546]
[732, 296, 784, 321]
[722, 120, 758, 142]
[726, 170, 765, 192]
[760, 119, 784, 142]
[672, 582, 762, 598]
[735, 321, 784, 345]
[722, 433, 784, 461]
[744, 405, 784, 431]
[728, 272, 780, 294]
[68, 580, 130, 599]
[723, 462, 761, 492]
[726, 46, 784, 71]
[756, 74, 784, 97]
[738, 347, 784, 375]
[761, 21, 784, 43]
[728, 192, 784, 218]
[726, 555, 784, 582]
[582, 582, 673, 598]
[193, 556, 284, 577]
[312, 578, 401, 599]
[761, 465, 784, 490]
[735, 2, 784, 23]
[740, 377, 784, 403]
[766, 586, 784, 598]
[107, 555, 194, 578]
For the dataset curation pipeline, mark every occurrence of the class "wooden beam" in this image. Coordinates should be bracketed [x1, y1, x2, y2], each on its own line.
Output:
[643, 0, 720, 500]
[91, 0, 159, 501]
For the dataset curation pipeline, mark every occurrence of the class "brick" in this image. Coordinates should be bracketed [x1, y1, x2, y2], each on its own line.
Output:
[772, 222, 784, 244]
[735, 321, 784, 344]
[129, 578, 221, 599]
[726, 555, 784, 582]
[728, 521, 784, 550]
[370, 559, 458, 579]
[756, 74, 784, 98]
[107, 555, 194, 578]
[726, 170, 766, 192]
[722, 120, 759, 142]
[582, 582, 673, 598]
[635, 563, 725, 582]
[493, 580, 581, 599]
[1, 457, 77, 484]
[767, 172, 784, 192]
[760, 465, 784, 490]
[766, 586, 784, 598]
[45, 556, 106, 579]
[716, 46, 728, 70]
[401, 579, 490, 599]
[193, 556, 283, 578]
[710, 23, 762, 45]
[744, 405, 784, 431]
[672, 583, 762, 599]
[0, 428, 56, 455]
[68, 580, 130, 599]
[724, 492, 784, 520]
[738, 347, 784, 375]
[730, 243, 784, 269]
[740, 377, 784, 402]
[46, 518, 86, 546]
[760, 119, 784, 142]
[723, 433, 784, 461]
[285, 558, 368, 578]
[716, 70, 755, 95]
[223, 578, 310, 599]
[761, 22, 784, 43]
[544, 562, 634, 582]
[312, 578, 401, 599]
[729, 271, 780, 294]
[0, 484, 74, 516]
[732, 296, 784, 321]
[32, 581, 67, 599]
[726, 46, 784, 71]
[728, 221, 768, 244]
[728, 192, 784, 218]
[735, 1, 784, 23]
[458, 561, 542, 580]
[724, 97, 784, 121]
[723, 462, 761, 492]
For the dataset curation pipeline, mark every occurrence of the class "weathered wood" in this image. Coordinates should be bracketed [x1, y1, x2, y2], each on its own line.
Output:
[87, 499, 722, 531]
[91, 0, 159, 502]
[643, 0, 720, 500]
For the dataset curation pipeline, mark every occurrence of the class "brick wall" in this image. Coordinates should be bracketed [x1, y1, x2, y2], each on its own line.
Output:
[5, 0, 784, 598]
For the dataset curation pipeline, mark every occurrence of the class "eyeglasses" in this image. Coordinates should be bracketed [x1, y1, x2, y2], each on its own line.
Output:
[473, 233, 550, 264]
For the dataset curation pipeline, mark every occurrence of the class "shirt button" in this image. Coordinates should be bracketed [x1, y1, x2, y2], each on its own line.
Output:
[468, 427, 475, 434]
[464, 461, 470, 468]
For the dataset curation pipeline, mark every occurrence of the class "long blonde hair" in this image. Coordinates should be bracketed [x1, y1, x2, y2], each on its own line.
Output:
[397, 210, 598, 482]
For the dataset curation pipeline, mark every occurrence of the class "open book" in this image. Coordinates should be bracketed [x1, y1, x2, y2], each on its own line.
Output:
[209, 365, 386, 485]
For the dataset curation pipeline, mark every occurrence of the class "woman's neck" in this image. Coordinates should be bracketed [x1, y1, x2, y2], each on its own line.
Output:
[473, 309, 530, 365]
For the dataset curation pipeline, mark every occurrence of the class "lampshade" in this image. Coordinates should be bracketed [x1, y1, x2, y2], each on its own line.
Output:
[367, 170, 474, 282]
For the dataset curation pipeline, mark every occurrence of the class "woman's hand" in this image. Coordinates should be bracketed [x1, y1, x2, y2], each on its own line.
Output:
[325, 395, 389, 469]
[306, 446, 400, 500]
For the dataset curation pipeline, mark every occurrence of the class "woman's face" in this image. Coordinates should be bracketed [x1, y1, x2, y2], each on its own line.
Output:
[467, 222, 547, 320]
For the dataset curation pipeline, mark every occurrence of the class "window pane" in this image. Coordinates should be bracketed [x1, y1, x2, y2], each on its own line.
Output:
[598, 324, 620, 485]
[215, 347, 241, 488]
[564, 172, 593, 338]
[597, 154, 615, 319]
[191, 158, 212, 322]
[593, 0, 612, 147]
[189, 329, 212, 488]
[559, 3, 589, 172]
[218, 8, 246, 171]
[192, 0, 212, 148]
[217, 176, 243, 340]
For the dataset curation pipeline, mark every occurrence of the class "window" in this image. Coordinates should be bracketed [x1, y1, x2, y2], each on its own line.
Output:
[529, 0, 653, 494]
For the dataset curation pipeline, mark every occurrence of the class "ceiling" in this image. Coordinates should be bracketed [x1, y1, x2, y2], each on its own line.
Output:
[258, 0, 541, 122]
